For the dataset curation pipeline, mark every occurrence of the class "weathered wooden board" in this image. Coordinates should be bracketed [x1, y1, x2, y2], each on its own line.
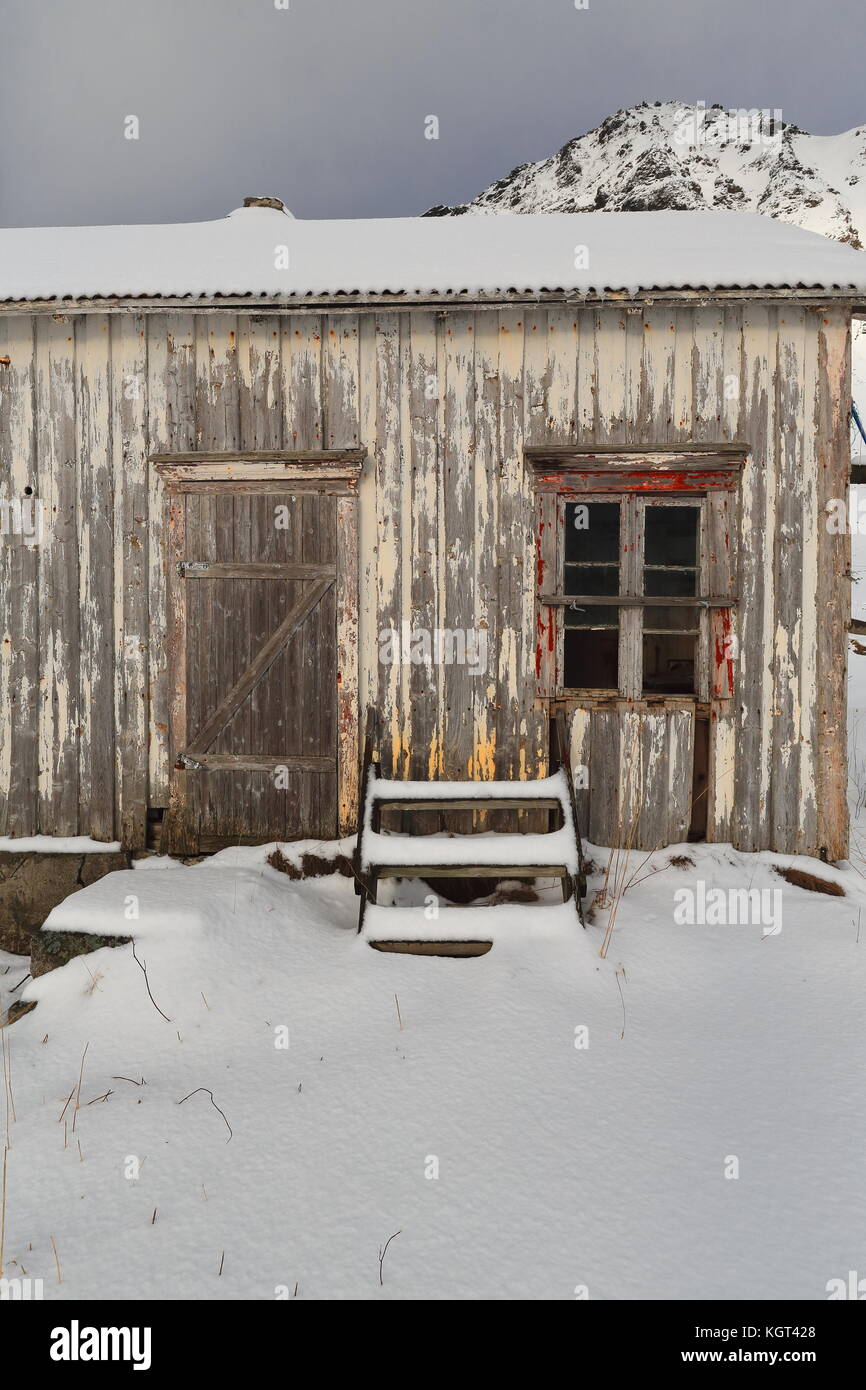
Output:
[37, 315, 80, 836]
[0, 317, 38, 836]
[76, 315, 115, 840]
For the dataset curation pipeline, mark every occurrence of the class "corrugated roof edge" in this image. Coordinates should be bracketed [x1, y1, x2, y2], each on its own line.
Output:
[1, 284, 863, 311]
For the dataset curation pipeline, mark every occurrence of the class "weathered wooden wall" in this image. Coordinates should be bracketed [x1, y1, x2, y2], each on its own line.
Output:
[0, 301, 852, 855]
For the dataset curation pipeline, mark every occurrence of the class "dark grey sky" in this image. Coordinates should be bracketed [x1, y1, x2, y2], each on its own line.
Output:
[1, 0, 864, 227]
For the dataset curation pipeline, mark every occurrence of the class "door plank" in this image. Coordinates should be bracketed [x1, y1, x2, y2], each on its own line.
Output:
[180, 561, 335, 580]
[186, 576, 334, 755]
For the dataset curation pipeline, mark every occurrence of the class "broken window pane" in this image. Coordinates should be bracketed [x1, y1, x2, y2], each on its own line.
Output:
[642, 632, 697, 695]
[565, 625, 619, 690]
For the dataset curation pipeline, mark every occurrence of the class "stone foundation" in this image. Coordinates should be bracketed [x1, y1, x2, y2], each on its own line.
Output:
[0, 851, 130, 956]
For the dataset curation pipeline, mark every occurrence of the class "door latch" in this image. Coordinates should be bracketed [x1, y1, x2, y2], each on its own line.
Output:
[175, 752, 204, 771]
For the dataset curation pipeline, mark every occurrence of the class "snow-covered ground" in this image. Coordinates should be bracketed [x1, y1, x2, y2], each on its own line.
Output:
[0, 827, 862, 1299]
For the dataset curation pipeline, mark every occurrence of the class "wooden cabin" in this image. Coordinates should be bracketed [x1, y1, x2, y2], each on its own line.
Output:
[1, 201, 864, 862]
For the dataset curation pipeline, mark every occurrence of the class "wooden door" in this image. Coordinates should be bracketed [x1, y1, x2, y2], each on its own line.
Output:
[162, 487, 351, 852]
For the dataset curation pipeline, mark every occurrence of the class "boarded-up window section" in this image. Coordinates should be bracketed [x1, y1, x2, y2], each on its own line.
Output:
[563, 500, 620, 690]
[642, 505, 700, 696]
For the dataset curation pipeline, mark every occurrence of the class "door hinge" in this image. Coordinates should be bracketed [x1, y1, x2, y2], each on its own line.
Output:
[177, 561, 210, 576]
[175, 752, 205, 771]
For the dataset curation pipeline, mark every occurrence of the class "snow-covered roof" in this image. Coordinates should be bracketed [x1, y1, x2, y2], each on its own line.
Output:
[2, 205, 866, 304]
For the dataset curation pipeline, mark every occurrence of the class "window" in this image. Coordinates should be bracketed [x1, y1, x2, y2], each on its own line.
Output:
[558, 496, 708, 697]
[563, 501, 621, 690]
[642, 504, 700, 696]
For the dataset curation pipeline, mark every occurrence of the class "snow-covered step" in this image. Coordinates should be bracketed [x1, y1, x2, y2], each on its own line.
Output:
[361, 901, 578, 955]
[368, 772, 569, 815]
[360, 827, 580, 874]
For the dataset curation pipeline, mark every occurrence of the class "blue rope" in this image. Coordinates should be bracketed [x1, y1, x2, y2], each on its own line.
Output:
[854, 401, 866, 447]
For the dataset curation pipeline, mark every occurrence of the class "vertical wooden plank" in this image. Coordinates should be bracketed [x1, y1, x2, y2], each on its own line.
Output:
[36, 314, 80, 835]
[281, 314, 323, 449]
[147, 312, 195, 811]
[280, 312, 324, 830]
[0, 317, 38, 836]
[357, 312, 378, 737]
[374, 314, 403, 777]
[588, 706, 620, 845]
[322, 313, 359, 832]
[575, 306, 598, 445]
[637, 711, 668, 848]
[593, 306, 627, 445]
[498, 308, 535, 782]
[568, 705, 591, 841]
[520, 309, 553, 780]
[442, 310, 476, 787]
[472, 309, 501, 787]
[642, 306, 676, 441]
[161, 491, 191, 853]
[815, 306, 851, 859]
[546, 307, 577, 443]
[239, 314, 282, 838]
[692, 306, 725, 443]
[111, 314, 148, 847]
[669, 307, 694, 442]
[187, 313, 240, 844]
[214, 317, 244, 840]
[795, 310, 821, 855]
[76, 315, 115, 840]
[622, 309, 644, 443]
[771, 307, 806, 853]
[522, 308, 551, 448]
[733, 305, 774, 851]
[323, 315, 360, 448]
[618, 704, 644, 844]
[707, 702, 737, 844]
[145, 314, 169, 819]
[666, 707, 696, 844]
[336, 493, 359, 835]
[408, 310, 441, 806]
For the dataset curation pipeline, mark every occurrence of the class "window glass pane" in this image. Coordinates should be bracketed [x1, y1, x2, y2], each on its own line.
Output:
[642, 633, 696, 695]
[644, 567, 696, 598]
[565, 601, 619, 629]
[565, 627, 619, 690]
[643, 604, 700, 633]
[563, 564, 619, 597]
[565, 501, 620, 564]
[644, 504, 699, 567]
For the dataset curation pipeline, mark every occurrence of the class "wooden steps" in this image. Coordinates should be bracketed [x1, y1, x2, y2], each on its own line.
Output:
[354, 712, 587, 950]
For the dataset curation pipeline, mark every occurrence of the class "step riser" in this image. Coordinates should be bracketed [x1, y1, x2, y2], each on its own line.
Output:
[368, 941, 492, 957]
[373, 865, 569, 879]
[373, 798, 562, 813]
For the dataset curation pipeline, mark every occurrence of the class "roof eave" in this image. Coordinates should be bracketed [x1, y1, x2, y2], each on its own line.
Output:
[0, 285, 861, 315]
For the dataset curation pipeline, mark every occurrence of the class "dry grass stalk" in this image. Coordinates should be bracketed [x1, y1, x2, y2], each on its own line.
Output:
[378, 1229, 401, 1287]
[0, 1146, 8, 1277]
[72, 1042, 89, 1133]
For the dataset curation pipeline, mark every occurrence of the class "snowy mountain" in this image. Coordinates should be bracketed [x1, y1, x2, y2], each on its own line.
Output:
[425, 101, 866, 247]
[426, 99, 866, 454]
